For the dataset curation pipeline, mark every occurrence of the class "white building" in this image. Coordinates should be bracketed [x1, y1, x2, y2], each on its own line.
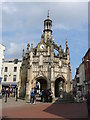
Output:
[73, 61, 85, 100]
[2, 59, 21, 89]
[79, 62, 85, 94]
[0, 44, 5, 92]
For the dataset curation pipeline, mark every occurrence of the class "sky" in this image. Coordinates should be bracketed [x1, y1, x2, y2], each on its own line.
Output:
[0, 2, 89, 78]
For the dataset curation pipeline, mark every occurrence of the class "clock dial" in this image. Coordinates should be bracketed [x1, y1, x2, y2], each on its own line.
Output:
[40, 44, 44, 49]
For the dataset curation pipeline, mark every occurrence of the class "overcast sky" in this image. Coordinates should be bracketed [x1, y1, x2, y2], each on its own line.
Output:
[1, 2, 88, 78]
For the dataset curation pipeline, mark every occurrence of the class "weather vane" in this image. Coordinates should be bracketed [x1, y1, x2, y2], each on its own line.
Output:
[47, 10, 50, 18]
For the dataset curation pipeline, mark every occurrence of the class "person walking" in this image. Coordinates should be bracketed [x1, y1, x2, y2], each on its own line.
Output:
[14, 88, 15, 97]
[36, 81, 39, 94]
[5, 88, 8, 103]
[15, 87, 18, 101]
[8, 87, 10, 97]
[49, 88, 53, 103]
[34, 87, 37, 104]
[30, 88, 34, 104]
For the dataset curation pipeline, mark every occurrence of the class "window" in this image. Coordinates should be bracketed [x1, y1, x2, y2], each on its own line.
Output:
[4, 67, 8, 72]
[4, 75, 7, 81]
[13, 75, 16, 81]
[14, 67, 17, 72]
[14, 59, 18, 64]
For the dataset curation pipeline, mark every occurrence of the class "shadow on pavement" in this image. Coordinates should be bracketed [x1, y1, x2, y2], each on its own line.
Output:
[43, 98, 89, 120]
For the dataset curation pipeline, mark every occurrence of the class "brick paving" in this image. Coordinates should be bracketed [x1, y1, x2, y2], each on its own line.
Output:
[1, 97, 89, 119]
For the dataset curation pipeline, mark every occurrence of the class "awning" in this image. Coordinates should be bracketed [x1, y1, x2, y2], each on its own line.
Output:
[1, 82, 18, 86]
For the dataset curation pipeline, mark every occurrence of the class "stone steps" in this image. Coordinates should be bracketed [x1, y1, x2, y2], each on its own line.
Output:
[53, 97, 75, 103]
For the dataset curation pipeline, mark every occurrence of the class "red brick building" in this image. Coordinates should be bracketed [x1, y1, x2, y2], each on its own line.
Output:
[83, 48, 90, 90]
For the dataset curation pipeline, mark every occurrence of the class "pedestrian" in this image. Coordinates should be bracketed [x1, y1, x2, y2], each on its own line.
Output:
[5, 88, 7, 103]
[49, 88, 53, 102]
[8, 87, 10, 97]
[40, 90, 43, 102]
[45, 89, 48, 102]
[36, 81, 39, 94]
[34, 87, 37, 104]
[10, 87, 12, 95]
[85, 90, 90, 117]
[15, 87, 18, 101]
[14, 87, 15, 97]
[30, 88, 34, 104]
[1, 87, 5, 97]
[12, 88, 15, 97]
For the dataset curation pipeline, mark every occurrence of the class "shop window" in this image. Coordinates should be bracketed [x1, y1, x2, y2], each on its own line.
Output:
[13, 75, 16, 81]
[14, 67, 17, 72]
[4, 75, 7, 81]
[4, 67, 8, 72]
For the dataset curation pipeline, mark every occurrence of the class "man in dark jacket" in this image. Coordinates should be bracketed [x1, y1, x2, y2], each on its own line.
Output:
[86, 90, 90, 117]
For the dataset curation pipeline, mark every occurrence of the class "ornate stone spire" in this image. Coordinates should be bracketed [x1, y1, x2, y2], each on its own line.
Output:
[26, 43, 30, 53]
[22, 48, 24, 59]
[47, 10, 50, 18]
[43, 11, 52, 43]
[59, 45, 62, 52]
[41, 34, 44, 42]
[66, 38, 68, 48]
[59, 45, 62, 58]
[65, 38, 69, 55]
[31, 43, 33, 52]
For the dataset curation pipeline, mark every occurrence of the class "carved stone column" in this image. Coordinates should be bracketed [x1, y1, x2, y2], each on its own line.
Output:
[25, 67, 30, 102]
[51, 81, 55, 99]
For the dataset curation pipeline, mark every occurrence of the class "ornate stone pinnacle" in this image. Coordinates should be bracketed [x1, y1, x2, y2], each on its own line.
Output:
[47, 10, 50, 18]
[27, 43, 30, 48]
[66, 39, 68, 48]
[22, 48, 24, 58]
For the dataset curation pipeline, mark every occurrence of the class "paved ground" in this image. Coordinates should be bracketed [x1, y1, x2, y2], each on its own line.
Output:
[1, 97, 89, 119]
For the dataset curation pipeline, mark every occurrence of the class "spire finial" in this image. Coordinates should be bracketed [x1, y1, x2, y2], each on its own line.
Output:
[47, 10, 50, 18]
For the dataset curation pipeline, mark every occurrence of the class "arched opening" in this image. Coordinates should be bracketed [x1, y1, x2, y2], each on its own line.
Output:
[55, 77, 65, 97]
[54, 49, 59, 57]
[36, 77, 47, 93]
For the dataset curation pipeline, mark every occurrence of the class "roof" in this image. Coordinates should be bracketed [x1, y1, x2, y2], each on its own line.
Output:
[83, 48, 90, 59]
[0, 43, 5, 50]
[4, 58, 22, 62]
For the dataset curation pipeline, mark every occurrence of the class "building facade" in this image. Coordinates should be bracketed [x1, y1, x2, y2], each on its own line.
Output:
[19, 14, 72, 100]
[83, 48, 90, 91]
[73, 48, 90, 99]
[2, 59, 21, 89]
[73, 62, 85, 98]
[0, 44, 5, 92]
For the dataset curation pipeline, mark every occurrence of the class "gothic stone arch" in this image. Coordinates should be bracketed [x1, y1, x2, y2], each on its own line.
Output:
[55, 75, 65, 97]
[31, 72, 48, 92]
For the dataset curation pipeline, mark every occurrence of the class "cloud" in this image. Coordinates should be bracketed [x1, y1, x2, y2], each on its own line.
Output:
[54, 24, 71, 30]
[2, 2, 17, 14]
[7, 42, 25, 58]
[2, 2, 88, 32]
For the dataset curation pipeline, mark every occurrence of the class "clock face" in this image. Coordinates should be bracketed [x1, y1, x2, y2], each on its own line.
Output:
[40, 44, 45, 49]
